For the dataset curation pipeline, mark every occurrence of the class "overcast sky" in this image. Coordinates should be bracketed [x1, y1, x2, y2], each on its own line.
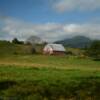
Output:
[0, 0, 100, 42]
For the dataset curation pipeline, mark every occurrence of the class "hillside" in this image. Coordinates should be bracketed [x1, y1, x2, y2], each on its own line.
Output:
[0, 40, 35, 55]
[55, 36, 92, 48]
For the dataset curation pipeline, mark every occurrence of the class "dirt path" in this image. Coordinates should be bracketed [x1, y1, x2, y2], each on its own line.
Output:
[0, 61, 49, 68]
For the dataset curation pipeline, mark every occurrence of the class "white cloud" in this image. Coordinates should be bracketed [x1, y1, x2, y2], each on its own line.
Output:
[0, 17, 100, 42]
[63, 24, 100, 39]
[53, 0, 100, 12]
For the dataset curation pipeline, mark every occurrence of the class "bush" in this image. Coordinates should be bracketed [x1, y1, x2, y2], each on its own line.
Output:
[12, 38, 24, 44]
[86, 40, 100, 60]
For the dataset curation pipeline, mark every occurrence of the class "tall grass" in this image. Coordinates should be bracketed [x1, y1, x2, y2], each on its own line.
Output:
[0, 66, 100, 100]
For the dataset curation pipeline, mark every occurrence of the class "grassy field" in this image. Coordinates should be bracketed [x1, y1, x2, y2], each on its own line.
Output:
[0, 42, 100, 100]
[0, 55, 100, 70]
[0, 55, 100, 100]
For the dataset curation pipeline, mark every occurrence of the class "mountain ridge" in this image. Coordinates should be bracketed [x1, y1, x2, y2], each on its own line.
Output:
[54, 36, 93, 48]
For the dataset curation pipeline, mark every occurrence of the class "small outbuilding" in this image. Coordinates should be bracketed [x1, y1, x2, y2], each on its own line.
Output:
[43, 44, 66, 55]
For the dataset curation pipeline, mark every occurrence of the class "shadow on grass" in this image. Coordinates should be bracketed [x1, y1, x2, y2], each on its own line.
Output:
[0, 78, 100, 100]
[0, 80, 17, 91]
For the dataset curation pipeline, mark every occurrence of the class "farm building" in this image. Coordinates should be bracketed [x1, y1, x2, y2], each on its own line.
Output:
[43, 44, 66, 55]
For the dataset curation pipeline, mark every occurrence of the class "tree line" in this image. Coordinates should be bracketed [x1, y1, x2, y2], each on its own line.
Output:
[0, 37, 100, 60]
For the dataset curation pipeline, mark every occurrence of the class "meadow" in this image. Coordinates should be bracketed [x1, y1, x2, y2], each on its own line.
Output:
[0, 55, 100, 100]
[0, 42, 100, 100]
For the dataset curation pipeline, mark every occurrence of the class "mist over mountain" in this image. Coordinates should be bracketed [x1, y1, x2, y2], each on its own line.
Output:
[55, 36, 93, 48]
[26, 36, 44, 45]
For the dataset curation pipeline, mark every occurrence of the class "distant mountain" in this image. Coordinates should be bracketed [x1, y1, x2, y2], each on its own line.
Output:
[55, 36, 92, 48]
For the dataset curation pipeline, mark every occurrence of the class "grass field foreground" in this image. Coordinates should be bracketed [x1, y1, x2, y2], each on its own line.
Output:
[0, 55, 100, 100]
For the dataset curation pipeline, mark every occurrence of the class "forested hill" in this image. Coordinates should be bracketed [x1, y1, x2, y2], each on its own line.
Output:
[55, 36, 92, 48]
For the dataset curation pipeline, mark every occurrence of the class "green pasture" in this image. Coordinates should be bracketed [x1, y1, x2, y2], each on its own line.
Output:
[0, 55, 100, 100]
[0, 65, 100, 100]
[0, 41, 100, 100]
[0, 55, 100, 69]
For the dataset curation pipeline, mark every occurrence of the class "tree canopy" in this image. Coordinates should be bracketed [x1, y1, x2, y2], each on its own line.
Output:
[87, 40, 100, 60]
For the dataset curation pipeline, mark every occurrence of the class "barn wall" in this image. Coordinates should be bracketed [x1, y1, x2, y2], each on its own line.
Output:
[52, 51, 66, 55]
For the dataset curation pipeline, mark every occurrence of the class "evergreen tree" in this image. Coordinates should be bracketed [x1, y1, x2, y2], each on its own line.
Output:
[87, 40, 100, 60]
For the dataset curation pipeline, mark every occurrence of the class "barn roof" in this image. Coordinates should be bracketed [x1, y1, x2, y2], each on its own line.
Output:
[46, 44, 66, 52]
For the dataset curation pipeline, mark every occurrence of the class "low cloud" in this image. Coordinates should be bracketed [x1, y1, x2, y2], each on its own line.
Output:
[53, 0, 100, 12]
[0, 17, 100, 42]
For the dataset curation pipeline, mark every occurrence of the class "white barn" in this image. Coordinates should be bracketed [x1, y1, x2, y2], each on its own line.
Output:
[43, 44, 66, 55]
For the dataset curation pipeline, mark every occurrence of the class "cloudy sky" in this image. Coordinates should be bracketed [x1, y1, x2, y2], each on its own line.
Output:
[0, 0, 100, 42]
